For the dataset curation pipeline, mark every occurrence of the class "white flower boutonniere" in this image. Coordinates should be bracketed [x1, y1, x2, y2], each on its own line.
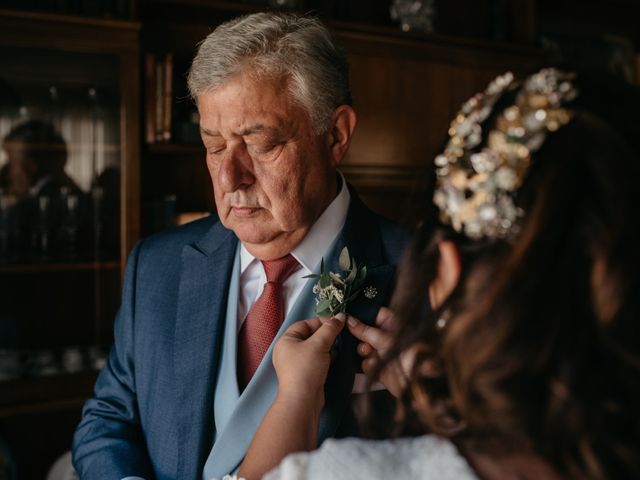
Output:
[305, 246, 376, 317]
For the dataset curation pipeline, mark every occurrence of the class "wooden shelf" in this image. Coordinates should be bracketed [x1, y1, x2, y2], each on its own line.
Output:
[0, 396, 89, 418]
[341, 163, 429, 192]
[330, 20, 546, 56]
[0, 8, 139, 31]
[146, 142, 203, 155]
[0, 260, 119, 274]
[0, 371, 98, 418]
[146, 0, 259, 14]
[4, 141, 120, 154]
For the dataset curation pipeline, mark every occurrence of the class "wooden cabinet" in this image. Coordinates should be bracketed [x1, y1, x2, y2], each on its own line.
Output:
[0, 10, 140, 478]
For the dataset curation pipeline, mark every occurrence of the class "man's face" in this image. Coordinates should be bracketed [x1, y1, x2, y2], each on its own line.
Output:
[198, 70, 339, 260]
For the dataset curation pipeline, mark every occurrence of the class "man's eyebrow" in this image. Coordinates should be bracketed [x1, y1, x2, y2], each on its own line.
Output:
[200, 125, 281, 137]
[239, 125, 280, 136]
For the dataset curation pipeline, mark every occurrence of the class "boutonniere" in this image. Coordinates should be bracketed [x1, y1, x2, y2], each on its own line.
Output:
[305, 246, 377, 317]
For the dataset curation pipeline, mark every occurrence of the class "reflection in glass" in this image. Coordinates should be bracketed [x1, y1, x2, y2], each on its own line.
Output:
[0, 120, 91, 261]
[0, 47, 121, 264]
[0, 47, 122, 380]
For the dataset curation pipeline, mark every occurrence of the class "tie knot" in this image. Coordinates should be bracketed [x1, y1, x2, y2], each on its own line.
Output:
[262, 254, 299, 284]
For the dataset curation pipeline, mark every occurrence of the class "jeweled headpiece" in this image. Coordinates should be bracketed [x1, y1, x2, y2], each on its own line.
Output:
[433, 68, 578, 241]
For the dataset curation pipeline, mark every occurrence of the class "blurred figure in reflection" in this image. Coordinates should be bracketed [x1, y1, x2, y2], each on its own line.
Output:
[0, 120, 89, 260]
[1, 119, 81, 198]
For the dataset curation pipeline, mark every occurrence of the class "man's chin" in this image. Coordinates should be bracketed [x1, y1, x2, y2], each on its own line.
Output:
[229, 222, 279, 247]
[231, 226, 303, 259]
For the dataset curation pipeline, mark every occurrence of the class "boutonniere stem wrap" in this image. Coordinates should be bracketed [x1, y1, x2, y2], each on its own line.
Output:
[305, 247, 376, 317]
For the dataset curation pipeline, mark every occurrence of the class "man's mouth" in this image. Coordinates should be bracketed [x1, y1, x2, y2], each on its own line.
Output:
[230, 206, 261, 217]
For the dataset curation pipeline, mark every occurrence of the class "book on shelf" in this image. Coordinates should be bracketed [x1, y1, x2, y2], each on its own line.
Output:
[155, 59, 164, 141]
[144, 53, 174, 144]
[144, 53, 156, 144]
[162, 53, 174, 142]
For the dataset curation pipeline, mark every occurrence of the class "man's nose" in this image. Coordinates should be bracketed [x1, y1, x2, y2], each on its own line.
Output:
[217, 144, 254, 192]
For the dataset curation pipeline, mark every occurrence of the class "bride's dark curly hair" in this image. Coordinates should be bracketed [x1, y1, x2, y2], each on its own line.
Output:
[377, 71, 640, 479]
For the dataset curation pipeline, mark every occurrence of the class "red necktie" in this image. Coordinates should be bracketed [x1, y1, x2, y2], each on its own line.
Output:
[238, 254, 300, 389]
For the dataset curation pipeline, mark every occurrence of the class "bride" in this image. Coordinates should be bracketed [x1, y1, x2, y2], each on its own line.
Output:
[236, 68, 640, 480]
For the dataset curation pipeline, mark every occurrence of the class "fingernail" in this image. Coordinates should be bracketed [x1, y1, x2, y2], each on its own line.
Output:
[347, 316, 357, 327]
[335, 312, 346, 323]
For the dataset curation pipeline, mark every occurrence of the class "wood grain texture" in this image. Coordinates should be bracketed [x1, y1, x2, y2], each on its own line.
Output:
[333, 27, 546, 224]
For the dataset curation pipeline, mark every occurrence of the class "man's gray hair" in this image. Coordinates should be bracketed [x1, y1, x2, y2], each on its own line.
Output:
[187, 12, 351, 133]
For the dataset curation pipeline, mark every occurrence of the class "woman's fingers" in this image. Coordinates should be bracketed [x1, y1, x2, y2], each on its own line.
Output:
[281, 315, 345, 347]
[361, 357, 377, 374]
[347, 308, 408, 398]
[347, 314, 391, 351]
[375, 306, 397, 331]
[273, 314, 347, 396]
[310, 313, 346, 349]
[281, 317, 323, 341]
[357, 342, 373, 357]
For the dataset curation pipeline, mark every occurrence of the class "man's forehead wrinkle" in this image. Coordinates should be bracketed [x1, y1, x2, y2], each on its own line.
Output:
[200, 126, 220, 137]
[240, 124, 282, 136]
[201, 124, 283, 139]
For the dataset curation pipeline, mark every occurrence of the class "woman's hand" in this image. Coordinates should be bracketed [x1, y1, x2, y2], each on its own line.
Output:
[347, 307, 410, 398]
[239, 314, 346, 480]
[273, 313, 346, 405]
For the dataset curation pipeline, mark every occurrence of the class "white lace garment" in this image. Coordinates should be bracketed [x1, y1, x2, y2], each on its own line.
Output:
[263, 435, 479, 480]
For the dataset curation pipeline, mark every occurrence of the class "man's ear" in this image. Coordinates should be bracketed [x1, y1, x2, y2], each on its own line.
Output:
[428, 240, 461, 309]
[326, 105, 357, 167]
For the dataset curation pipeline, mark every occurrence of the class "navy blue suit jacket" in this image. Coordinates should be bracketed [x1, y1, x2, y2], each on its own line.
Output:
[72, 193, 408, 479]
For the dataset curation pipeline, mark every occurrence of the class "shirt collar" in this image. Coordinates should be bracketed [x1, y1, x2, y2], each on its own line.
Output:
[240, 171, 351, 274]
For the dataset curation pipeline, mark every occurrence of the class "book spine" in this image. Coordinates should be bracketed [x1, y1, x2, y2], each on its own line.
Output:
[155, 59, 164, 142]
[162, 53, 174, 142]
[144, 53, 156, 144]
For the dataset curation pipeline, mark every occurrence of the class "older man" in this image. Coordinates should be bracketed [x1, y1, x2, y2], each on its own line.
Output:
[72, 12, 407, 480]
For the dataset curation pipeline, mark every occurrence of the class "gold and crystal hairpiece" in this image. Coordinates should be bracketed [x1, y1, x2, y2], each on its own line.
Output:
[433, 68, 578, 241]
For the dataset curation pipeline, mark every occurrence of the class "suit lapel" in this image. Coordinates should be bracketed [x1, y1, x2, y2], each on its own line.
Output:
[318, 191, 397, 441]
[174, 221, 238, 480]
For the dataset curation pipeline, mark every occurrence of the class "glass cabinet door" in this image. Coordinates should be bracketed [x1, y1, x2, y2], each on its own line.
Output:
[0, 46, 121, 381]
[0, 10, 139, 478]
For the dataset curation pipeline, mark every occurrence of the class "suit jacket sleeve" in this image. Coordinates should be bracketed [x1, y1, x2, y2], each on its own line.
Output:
[72, 241, 154, 479]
